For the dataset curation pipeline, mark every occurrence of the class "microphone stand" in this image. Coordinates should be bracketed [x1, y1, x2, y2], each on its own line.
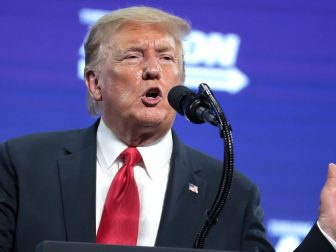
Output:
[193, 83, 234, 249]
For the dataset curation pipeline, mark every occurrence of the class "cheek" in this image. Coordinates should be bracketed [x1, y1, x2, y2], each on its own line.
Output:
[118, 89, 133, 104]
[167, 65, 183, 83]
[101, 68, 136, 101]
[106, 83, 132, 104]
[135, 69, 143, 81]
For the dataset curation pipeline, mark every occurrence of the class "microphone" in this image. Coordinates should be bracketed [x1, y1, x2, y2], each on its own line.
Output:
[169, 85, 233, 249]
[168, 85, 219, 126]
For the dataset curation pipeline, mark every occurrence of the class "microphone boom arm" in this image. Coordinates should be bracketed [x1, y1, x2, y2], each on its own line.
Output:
[193, 83, 234, 249]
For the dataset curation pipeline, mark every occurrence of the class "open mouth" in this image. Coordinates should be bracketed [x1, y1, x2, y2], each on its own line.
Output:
[145, 88, 161, 99]
[141, 87, 162, 106]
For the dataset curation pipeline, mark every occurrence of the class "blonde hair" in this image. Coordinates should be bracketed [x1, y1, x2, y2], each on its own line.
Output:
[83, 6, 191, 115]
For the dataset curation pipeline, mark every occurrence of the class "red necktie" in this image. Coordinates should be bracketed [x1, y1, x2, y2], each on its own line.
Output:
[96, 147, 142, 245]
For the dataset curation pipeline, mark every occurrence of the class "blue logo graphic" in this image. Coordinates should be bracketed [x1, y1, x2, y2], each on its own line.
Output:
[77, 8, 249, 94]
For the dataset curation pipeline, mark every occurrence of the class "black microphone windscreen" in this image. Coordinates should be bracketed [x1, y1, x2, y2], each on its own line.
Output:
[168, 85, 193, 113]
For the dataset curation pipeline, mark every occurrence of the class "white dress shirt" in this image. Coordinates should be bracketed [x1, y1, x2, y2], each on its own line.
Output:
[96, 119, 172, 246]
[95, 119, 336, 249]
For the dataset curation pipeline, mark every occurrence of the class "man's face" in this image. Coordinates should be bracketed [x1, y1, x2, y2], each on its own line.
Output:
[93, 23, 183, 144]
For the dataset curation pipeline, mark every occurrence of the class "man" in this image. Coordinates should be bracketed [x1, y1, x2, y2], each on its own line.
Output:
[0, 6, 335, 252]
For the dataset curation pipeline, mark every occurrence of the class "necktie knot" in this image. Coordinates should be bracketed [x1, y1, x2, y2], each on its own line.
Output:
[120, 147, 142, 166]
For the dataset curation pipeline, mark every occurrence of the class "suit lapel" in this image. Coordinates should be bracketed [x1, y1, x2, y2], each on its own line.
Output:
[55, 124, 209, 246]
[57, 121, 98, 242]
[155, 133, 208, 247]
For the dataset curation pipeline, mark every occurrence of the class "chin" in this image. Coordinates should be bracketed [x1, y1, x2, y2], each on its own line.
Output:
[134, 109, 173, 128]
[137, 118, 163, 128]
[137, 117, 169, 129]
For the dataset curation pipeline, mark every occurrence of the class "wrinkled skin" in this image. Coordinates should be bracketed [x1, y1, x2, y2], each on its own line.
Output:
[86, 22, 183, 146]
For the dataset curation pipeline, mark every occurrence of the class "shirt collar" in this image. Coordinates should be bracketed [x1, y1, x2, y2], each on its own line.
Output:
[97, 118, 173, 180]
[97, 119, 127, 172]
[137, 129, 173, 180]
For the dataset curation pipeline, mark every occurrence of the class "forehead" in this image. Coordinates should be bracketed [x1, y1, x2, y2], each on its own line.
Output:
[107, 22, 180, 51]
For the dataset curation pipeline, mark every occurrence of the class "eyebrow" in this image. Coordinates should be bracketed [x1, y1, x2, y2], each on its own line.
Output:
[122, 40, 176, 53]
[123, 47, 144, 53]
[155, 45, 175, 53]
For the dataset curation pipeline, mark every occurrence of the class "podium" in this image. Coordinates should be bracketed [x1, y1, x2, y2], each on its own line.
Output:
[36, 241, 237, 252]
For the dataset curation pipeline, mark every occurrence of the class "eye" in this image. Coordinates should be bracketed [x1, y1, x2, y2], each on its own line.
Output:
[163, 56, 173, 60]
[159, 54, 174, 62]
[126, 55, 139, 59]
[124, 54, 140, 60]
[122, 53, 143, 63]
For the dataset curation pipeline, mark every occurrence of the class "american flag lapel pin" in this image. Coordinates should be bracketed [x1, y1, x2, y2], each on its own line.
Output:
[188, 183, 199, 194]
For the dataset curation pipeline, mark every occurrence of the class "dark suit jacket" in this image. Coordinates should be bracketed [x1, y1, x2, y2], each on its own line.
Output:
[0, 121, 333, 252]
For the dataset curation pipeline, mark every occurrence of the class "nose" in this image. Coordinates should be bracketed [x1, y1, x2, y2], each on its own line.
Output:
[142, 55, 161, 80]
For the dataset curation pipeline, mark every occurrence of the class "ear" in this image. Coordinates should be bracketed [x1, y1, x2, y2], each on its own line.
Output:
[85, 70, 102, 101]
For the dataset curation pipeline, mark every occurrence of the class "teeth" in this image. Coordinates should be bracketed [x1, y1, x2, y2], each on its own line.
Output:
[148, 94, 157, 98]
